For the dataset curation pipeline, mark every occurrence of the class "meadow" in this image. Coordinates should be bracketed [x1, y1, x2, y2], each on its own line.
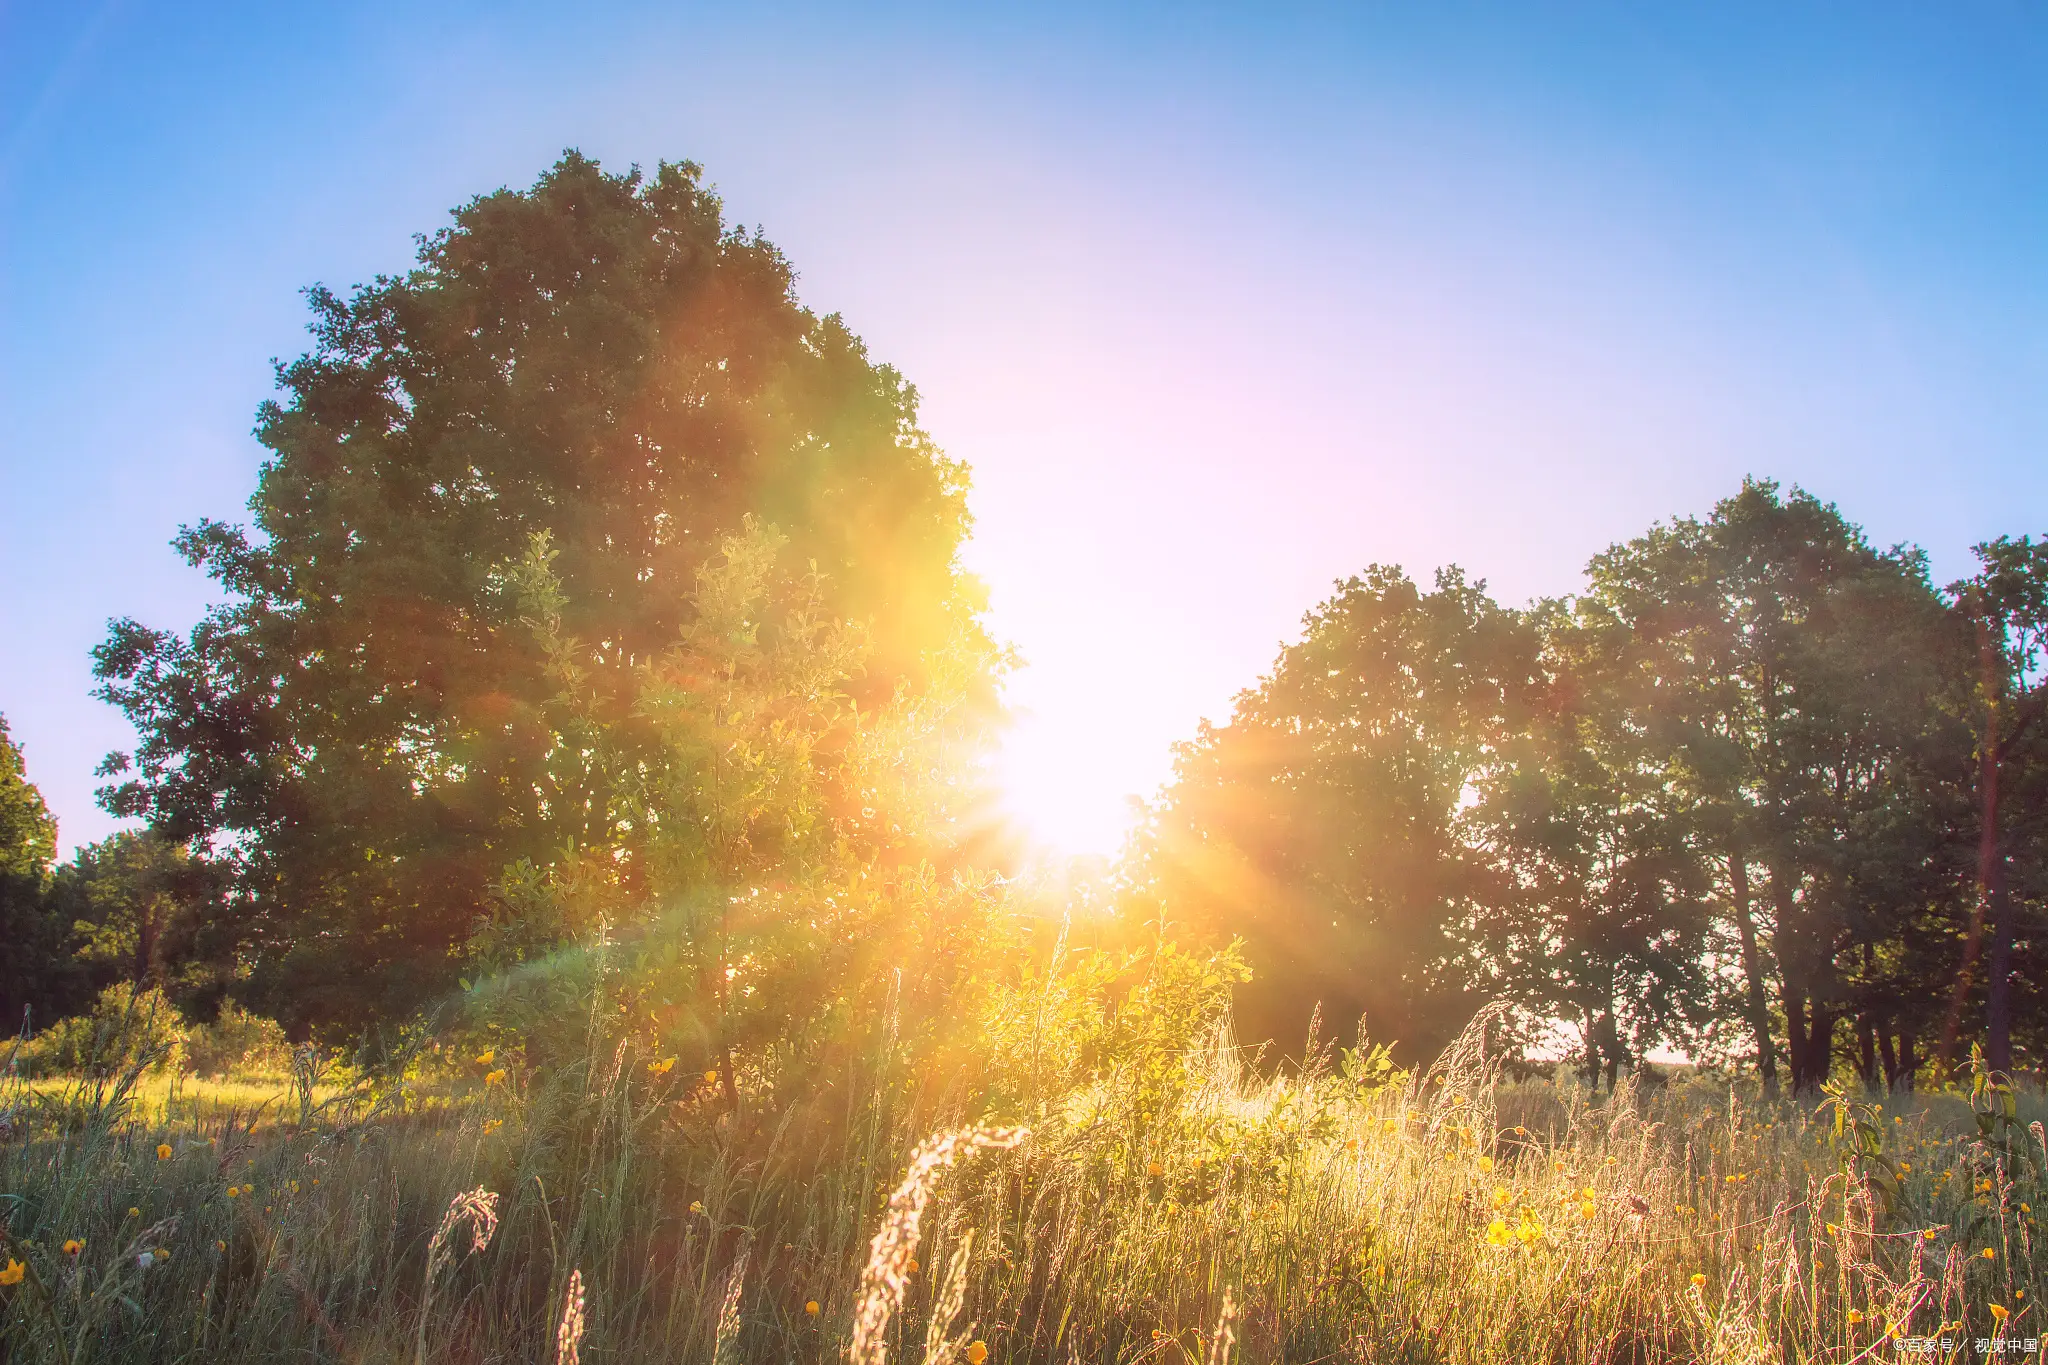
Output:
[3, 973, 2042, 1365]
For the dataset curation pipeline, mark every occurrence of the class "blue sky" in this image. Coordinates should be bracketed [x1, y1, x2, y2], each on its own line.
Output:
[5, 2, 2047, 854]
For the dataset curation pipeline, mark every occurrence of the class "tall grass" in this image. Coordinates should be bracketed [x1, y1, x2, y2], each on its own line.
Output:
[2, 988, 2043, 1362]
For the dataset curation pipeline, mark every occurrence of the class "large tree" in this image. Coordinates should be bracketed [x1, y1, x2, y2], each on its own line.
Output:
[95, 153, 999, 1036]
[0, 715, 80, 1032]
[1127, 566, 1541, 1060]
[1576, 481, 1969, 1092]
[1941, 535, 2048, 1077]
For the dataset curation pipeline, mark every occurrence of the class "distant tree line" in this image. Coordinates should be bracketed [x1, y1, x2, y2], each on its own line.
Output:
[1127, 483, 2047, 1091]
[5, 153, 2041, 1097]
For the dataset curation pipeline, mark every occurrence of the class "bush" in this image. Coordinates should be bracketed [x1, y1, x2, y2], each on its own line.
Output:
[19, 982, 188, 1076]
[185, 999, 291, 1077]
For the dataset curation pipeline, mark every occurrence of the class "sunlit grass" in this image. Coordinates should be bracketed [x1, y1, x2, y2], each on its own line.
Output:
[2, 1000, 2043, 1362]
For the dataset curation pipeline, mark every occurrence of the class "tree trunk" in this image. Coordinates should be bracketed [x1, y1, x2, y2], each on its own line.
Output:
[1877, 1021, 1901, 1091]
[1856, 1016, 1878, 1090]
[1729, 852, 1779, 1095]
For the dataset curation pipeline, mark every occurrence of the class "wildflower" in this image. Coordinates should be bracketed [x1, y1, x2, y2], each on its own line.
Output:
[690, 1200, 705, 1214]
[484, 1069, 507, 1086]
[1345, 1138, 1359, 1152]
[704, 1069, 719, 1084]
[1485, 1217, 1511, 1247]
[156, 1143, 173, 1161]
[805, 1300, 820, 1317]
[1476, 1155, 1493, 1173]
[1923, 1229, 1938, 1240]
[648, 1056, 676, 1077]
[1554, 1159, 1566, 1174]
[1983, 1247, 1997, 1261]
[1605, 1156, 1617, 1166]
[215, 1240, 227, 1252]
[62, 1239, 83, 1256]
[1579, 1199, 1597, 1220]
[1848, 1309, 1865, 1324]
[482, 1119, 503, 1136]
[227, 1184, 240, 1198]
[128, 1207, 140, 1218]
[0, 1260, 22, 1286]
[1516, 1215, 1543, 1246]
[1492, 1186, 1510, 1208]
[1690, 1274, 1707, 1288]
[1991, 1304, 2010, 1323]
[967, 1343, 989, 1365]
[154, 1247, 169, 1262]
[475, 1049, 494, 1066]
[137, 1251, 156, 1269]
[1826, 1222, 1838, 1236]
[1147, 1161, 1163, 1177]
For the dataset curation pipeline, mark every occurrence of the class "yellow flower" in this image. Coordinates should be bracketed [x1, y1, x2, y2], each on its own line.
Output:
[1476, 1155, 1493, 1173]
[704, 1069, 719, 1085]
[475, 1049, 494, 1066]
[1990, 1304, 2010, 1323]
[128, 1207, 140, 1218]
[482, 1119, 503, 1136]
[1690, 1273, 1707, 1288]
[805, 1300, 820, 1317]
[226, 1185, 241, 1199]
[1848, 1309, 1865, 1324]
[1826, 1222, 1838, 1236]
[156, 1143, 173, 1161]
[690, 1201, 705, 1215]
[1344, 1138, 1359, 1152]
[1923, 1228, 1937, 1240]
[966, 1343, 989, 1365]
[649, 1056, 677, 1077]
[1605, 1156, 1617, 1166]
[1485, 1218, 1511, 1247]
[216, 1240, 226, 1252]
[1579, 1199, 1597, 1220]
[1983, 1247, 1997, 1260]
[1492, 1186, 1510, 1208]
[62, 1239, 83, 1256]
[153, 1247, 170, 1262]
[484, 1069, 506, 1086]
[1146, 1162, 1162, 1177]
[0, 1259, 23, 1286]
[907, 1258, 919, 1274]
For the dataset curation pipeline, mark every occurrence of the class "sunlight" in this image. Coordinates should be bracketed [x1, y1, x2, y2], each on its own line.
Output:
[988, 707, 1146, 860]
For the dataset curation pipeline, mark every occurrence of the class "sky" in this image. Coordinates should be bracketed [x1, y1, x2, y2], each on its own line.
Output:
[4, 2, 2047, 858]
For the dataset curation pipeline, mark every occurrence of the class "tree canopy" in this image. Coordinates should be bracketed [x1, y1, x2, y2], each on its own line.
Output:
[93, 152, 1002, 1035]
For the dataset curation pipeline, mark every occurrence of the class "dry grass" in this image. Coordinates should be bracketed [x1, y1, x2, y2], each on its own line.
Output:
[2, 1002, 2043, 1363]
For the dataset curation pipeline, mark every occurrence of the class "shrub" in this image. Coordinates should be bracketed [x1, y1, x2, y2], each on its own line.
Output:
[185, 1000, 291, 1077]
[19, 982, 187, 1076]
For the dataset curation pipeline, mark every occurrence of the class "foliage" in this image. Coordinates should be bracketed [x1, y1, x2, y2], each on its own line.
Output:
[0, 715, 77, 1036]
[92, 151, 999, 1038]
[1128, 564, 1541, 1062]
[17, 984, 188, 1079]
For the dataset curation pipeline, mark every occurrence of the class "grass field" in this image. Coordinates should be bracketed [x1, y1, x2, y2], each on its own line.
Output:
[4, 1006, 2044, 1365]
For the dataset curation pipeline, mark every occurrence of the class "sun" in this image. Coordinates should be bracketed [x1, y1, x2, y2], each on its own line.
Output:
[988, 707, 1148, 862]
